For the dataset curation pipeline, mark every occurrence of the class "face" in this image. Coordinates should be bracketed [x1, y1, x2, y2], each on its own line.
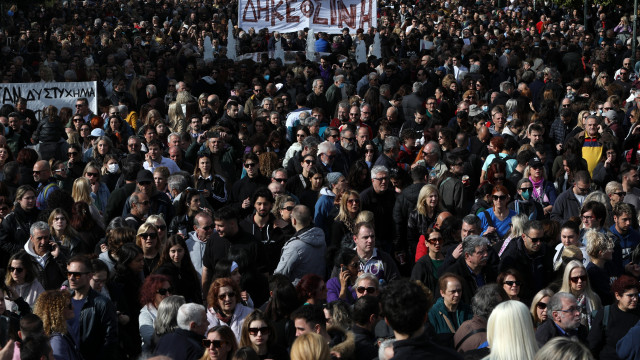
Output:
[346, 195, 360, 214]
[440, 279, 462, 307]
[522, 228, 544, 253]
[581, 210, 597, 229]
[574, 181, 591, 197]
[218, 286, 237, 314]
[585, 118, 598, 137]
[354, 226, 375, 255]
[372, 171, 389, 193]
[492, 191, 508, 209]
[502, 275, 521, 298]
[9, 259, 25, 284]
[294, 318, 316, 337]
[616, 288, 639, 311]
[90, 270, 108, 293]
[154, 173, 167, 190]
[569, 267, 587, 293]
[244, 159, 258, 178]
[615, 213, 632, 233]
[129, 253, 145, 273]
[466, 245, 489, 269]
[537, 296, 550, 322]
[67, 262, 91, 292]
[279, 201, 295, 222]
[528, 130, 542, 145]
[154, 281, 172, 307]
[426, 231, 444, 255]
[169, 244, 185, 265]
[356, 278, 379, 298]
[30, 228, 51, 256]
[254, 197, 272, 218]
[554, 297, 581, 330]
[207, 331, 232, 360]
[560, 228, 578, 247]
[461, 222, 479, 239]
[214, 219, 238, 238]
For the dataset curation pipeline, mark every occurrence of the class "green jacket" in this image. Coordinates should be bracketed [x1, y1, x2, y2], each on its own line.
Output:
[428, 297, 473, 334]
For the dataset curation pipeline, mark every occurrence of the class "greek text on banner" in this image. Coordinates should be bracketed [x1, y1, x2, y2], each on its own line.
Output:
[239, 0, 376, 34]
[0, 81, 98, 121]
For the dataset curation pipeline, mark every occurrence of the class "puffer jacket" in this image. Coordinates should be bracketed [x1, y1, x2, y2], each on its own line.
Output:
[274, 226, 327, 284]
[32, 117, 66, 143]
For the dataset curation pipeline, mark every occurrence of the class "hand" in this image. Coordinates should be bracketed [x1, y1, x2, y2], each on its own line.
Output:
[240, 291, 249, 302]
[241, 197, 251, 209]
[484, 226, 497, 235]
[197, 133, 206, 144]
[50, 241, 61, 258]
[556, 143, 562, 152]
[339, 268, 350, 288]
[0, 340, 14, 360]
[452, 243, 463, 259]
[604, 158, 612, 168]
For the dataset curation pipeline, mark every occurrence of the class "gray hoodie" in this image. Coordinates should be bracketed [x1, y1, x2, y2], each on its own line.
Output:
[274, 226, 326, 284]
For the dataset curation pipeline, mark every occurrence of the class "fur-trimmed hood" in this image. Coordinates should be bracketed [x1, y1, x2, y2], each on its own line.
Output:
[328, 325, 356, 360]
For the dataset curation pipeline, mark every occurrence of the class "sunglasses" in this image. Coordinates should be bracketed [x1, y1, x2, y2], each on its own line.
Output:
[274, 178, 287, 183]
[248, 326, 270, 336]
[356, 286, 376, 294]
[156, 225, 167, 231]
[139, 232, 157, 239]
[67, 271, 89, 278]
[520, 187, 533, 192]
[138, 181, 152, 186]
[504, 280, 522, 286]
[526, 234, 545, 243]
[282, 206, 294, 211]
[614, 192, 626, 197]
[427, 237, 444, 244]
[244, 163, 257, 168]
[304, 160, 314, 164]
[157, 287, 173, 296]
[202, 340, 227, 348]
[85, 172, 99, 177]
[536, 302, 548, 310]
[219, 292, 235, 299]
[492, 195, 507, 201]
[8, 266, 23, 273]
[570, 275, 588, 283]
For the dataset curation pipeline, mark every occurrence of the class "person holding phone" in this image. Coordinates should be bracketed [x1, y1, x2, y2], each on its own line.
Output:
[23, 221, 67, 290]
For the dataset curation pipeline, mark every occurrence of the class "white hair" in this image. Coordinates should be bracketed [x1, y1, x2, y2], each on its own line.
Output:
[378, 339, 396, 360]
[370, 165, 389, 180]
[317, 141, 336, 156]
[176, 303, 206, 331]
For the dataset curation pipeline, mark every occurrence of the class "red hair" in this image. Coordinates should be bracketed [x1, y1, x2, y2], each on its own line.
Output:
[491, 184, 509, 195]
[611, 275, 640, 296]
[207, 278, 242, 313]
[295, 274, 323, 302]
[139, 274, 171, 306]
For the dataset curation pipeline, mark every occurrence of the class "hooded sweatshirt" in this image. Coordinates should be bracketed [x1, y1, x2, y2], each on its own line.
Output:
[274, 226, 326, 284]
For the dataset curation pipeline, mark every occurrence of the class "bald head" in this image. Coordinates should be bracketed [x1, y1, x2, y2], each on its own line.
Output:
[33, 160, 51, 183]
[291, 205, 312, 229]
[435, 211, 453, 229]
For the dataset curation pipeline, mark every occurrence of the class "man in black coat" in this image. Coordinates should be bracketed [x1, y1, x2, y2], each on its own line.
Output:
[352, 296, 379, 360]
[360, 165, 396, 254]
[393, 165, 427, 257]
[535, 292, 588, 347]
[444, 235, 497, 305]
[154, 303, 208, 360]
[380, 280, 462, 360]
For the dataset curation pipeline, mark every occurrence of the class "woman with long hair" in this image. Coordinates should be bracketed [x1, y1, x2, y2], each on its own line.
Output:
[484, 300, 538, 360]
[33, 290, 83, 360]
[145, 215, 168, 247]
[498, 269, 525, 301]
[326, 249, 359, 305]
[200, 326, 238, 360]
[71, 177, 105, 230]
[346, 160, 372, 192]
[407, 185, 443, 260]
[136, 223, 162, 276]
[530, 289, 554, 329]
[83, 161, 110, 214]
[0, 185, 40, 261]
[87, 135, 116, 165]
[290, 333, 330, 360]
[152, 295, 186, 348]
[70, 201, 104, 251]
[4, 250, 44, 312]
[154, 235, 202, 304]
[206, 277, 253, 342]
[48, 208, 86, 257]
[478, 185, 517, 243]
[139, 274, 172, 353]
[264, 274, 301, 349]
[239, 310, 288, 360]
[194, 154, 228, 210]
[410, 228, 445, 293]
[560, 260, 602, 329]
[330, 190, 360, 250]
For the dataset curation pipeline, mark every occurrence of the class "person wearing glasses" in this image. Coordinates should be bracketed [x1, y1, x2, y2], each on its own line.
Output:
[4, 250, 44, 312]
[206, 278, 251, 342]
[500, 220, 554, 302]
[230, 153, 269, 217]
[530, 289, 554, 329]
[559, 260, 602, 330]
[202, 326, 238, 360]
[509, 178, 546, 221]
[535, 292, 588, 347]
[477, 185, 516, 243]
[138, 274, 172, 353]
[443, 235, 495, 305]
[551, 170, 592, 223]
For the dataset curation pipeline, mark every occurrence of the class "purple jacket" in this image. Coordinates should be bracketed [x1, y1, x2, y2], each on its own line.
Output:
[326, 277, 357, 305]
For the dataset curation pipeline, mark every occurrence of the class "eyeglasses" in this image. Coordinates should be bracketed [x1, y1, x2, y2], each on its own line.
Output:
[85, 172, 99, 177]
[139, 232, 158, 239]
[373, 177, 389, 182]
[526, 234, 544, 243]
[282, 206, 294, 211]
[603, 107, 613, 111]
[558, 306, 581, 314]
[202, 340, 228, 348]
[342, 137, 355, 142]
[493, 177, 505, 182]
[201, 225, 213, 231]
[492, 195, 507, 201]
[32, 170, 42, 175]
[577, 186, 591, 193]
[248, 326, 270, 336]
[73, 118, 83, 122]
[75, 104, 85, 108]
[427, 237, 444, 244]
[520, 187, 533, 192]
[219, 292, 235, 299]
[274, 178, 287, 183]
[581, 215, 595, 220]
[244, 162, 257, 168]
[157, 287, 173, 295]
[347, 199, 360, 204]
[570, 275, 588, 283]
[8, 266, 23, 273]
[304, 160, 314, 164]
[156, 225, 167, 231]
[365, 148, 375, 153]
[536, 302, 548, 310]
[67, 271, 90, 278]
[356, 286, 376, 294]
[138, 181, 152, 186]
[504, 280, 522, 286]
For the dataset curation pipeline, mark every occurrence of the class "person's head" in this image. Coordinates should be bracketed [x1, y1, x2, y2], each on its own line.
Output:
[584, 115, 599, 137]
[380, 279, 430, 336]
[486, 300, 539, 359]
[177, 303, 209, 336]
[295, 274, 327, 303]
[439, 273, 463, 308]
[580, 200, 606, 229]
[290, 332, 331, 360]
[29, 222, 51, 257]
[290, 205, 312, 231]
[154, 295, 186, 337]
[67, 255, 93, 293]
[130, 191, 150, 217]
[240, 309, 275, 352]
[461, 215, 482, 239]
[353, 272, 380, 298]
[622, 163, 640, 188]
[605, 181, 625, 206]
[561, 260, 590, 294]
[139, 274, 172, 309]
[491, 184, 510, 209]
[416, 184, 440, 216]
[214, 206, 240, 238]
[19, 333, 52, 360]
[194, 212, 214, 241]
[5, 250, 36, 286]
[207, 277, 242, 316]
[32, 160, 51, 183]
[611, 275, 639, 311]
[18, 313, 44, 342]
[371, 165, 389, 193]
[462, 235, 490, 270]
[115, 243, 144, 275]
[547, 292, 581, 330]
[32, 289, 73, 336]
[353, 222, 376, 257]
[472, 284, 506, 320]
[530, 289, 554, 325]
[534, 337, 592, 360]
[243, 152, 260, 178]
[353, 295, 379, 328]
[613, 203, 634, 234]
[204, 326, 238, 360]
[291, 303, 326, 336]
[497, 269, 524, 300]
[522, 220, 545, 254]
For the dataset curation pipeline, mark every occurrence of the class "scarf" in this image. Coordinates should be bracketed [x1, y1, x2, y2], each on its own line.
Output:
[215, 309, 233, 325]
[529, 176, 544, 199]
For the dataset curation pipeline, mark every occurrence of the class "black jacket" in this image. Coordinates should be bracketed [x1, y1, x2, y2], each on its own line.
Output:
[393, 182, 425, 253]
[153, 328, 204, 360]
[28, 251, 67, 290]
[360, 187, 396, 250]
[352, 325, 378, 360]
[444, 257, 497, 305]
[499, 238, 554, 302]
[535, 319, 588, 348]
[0, 206, 40, 267]
[72, 288, 119, 360]
[410, 255, 439, 295]
[154, 262, 203, 305]
[392, 331, 463, 360]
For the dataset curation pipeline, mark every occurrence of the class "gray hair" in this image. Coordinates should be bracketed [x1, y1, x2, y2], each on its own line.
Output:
[462, 235, 490, 256]
[146, 84, 157, 97]
[271, 168, 287, 178]
[167, 174, 188, 192]
[354, 273, 379, 289]
[547, 292, 576, 319]
[177, 303, 206, 331]
[30, 221, 50, 237]
[499, 81, 514, 93]
[412, 82, 422, 93]
[462, 214, 482, 232]
[337, 101, 350, 111]
[154, 295, 186, 336]
[333, 74, 345, 83]
[368, 72, 379, 80]
[260, 97, 273, 107]
[378, 339, 396, 360]
[302, 136, 320, 149]
[370, 165, 389, 180]
[360, 103, 371, 112]
[383, 136, 400, 153]
[317, 141, 336, 156]
[167, 132, 181, 143]
[312, 78, 324, 88]
[301, 116, 319, 127]
[471, 284, 505, 319]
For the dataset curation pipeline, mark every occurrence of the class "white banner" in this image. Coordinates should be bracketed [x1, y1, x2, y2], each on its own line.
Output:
[239, 0, 376, 34]
[0, 81, 98, 121]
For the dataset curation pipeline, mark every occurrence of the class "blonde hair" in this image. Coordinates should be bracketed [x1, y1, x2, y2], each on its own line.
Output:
[416, 184, 443, 216]
[290, 332, 330, 360]
[484, 300, 538, 360]
[355, 210, 374, 224]
[33, 290, 71, 336]
[335, 190, 360, 227]
[136, 223, 161, 253]
[145, 215, 168, 244]
[585, 229, 614, 259]
[72, 177, 93, 204]
[534, 337, 594, 360]
[559, 260, 601, 311]
[530, 289, 554, 325]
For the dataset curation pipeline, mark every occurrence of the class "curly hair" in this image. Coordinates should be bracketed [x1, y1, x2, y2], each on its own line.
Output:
[139, 274, 171, 307]
[33, 290, 71, 336]
[207, 277, 242, 314]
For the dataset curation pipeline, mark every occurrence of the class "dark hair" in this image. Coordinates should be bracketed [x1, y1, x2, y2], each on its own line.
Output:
[20, 333, 51, 360]
[611, 274, 640, 296]
[380, 279, 429, 334]
[353, 295, 379, 325]
[497, 268, 523, 286]
[90, 258, 110, 278]
[581, 201, 606, 226]
[213, 205, 239, 222]
[115, 243, 143, 276]
[251, 187, 274, 206]
[561, 220, 580, 235]
[295, 274, 324, 302]
[70, 201, 95, 231]
[159, 235, 199, 280]
[19, 313, 44, 339]
[291, 304, 325, 330]
[523, 220, 544, 234]
[265, 274, 301, 321]
[67, 255, 92, 272]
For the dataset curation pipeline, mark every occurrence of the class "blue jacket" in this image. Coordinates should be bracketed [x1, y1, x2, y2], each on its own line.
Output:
[617, 320, 640, 360]
[609, 225, 640, 266]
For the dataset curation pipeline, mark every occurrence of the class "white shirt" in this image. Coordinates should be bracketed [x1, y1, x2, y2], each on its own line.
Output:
[143, 156, 181, 174]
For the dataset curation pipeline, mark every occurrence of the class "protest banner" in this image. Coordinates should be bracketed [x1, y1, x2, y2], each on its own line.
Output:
[239, 0, 376, 34]
[0, 81, 98, 120]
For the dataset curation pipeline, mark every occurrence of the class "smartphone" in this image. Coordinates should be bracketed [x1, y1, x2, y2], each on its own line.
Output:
[340, 265, 345, 272]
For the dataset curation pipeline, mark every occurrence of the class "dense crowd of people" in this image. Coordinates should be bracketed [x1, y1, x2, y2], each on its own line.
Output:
[0, 0, 640, 359]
